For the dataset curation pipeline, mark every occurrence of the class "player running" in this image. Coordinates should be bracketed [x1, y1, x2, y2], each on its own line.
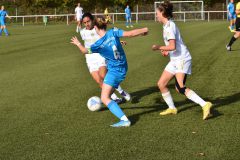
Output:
[227, 0, 237, 32]
[71, 17, 148, 127]
[226, 0, 240, 51]
[152, 1, 212, 120]
[75, 3, 83, 33]
[80, 12, 130, 103]
[125, 5, 133, 28]
[0, 5, 11, 36]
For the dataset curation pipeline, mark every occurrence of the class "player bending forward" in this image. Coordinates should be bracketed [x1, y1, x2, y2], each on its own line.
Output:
[71, 16, 148, 127]
[79, 12, 130, 103]
[152, 1, 212, 120]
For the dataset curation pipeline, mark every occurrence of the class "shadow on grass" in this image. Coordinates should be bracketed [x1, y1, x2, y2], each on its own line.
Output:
[125, 86, 240, 125]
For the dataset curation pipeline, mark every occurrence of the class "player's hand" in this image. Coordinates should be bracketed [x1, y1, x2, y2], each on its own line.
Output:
[71, 36, 81, 46]
[120, 41, 127, 45]
[141, 27, 148, 36]
[161, 50, 169, 56]
[152, 44, 160, 51]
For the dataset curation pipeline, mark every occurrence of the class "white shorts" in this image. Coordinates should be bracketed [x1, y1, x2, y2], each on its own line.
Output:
[85, 53, 106, 73]
[76, 15, 82, 21]
[165, 59, 192, 75]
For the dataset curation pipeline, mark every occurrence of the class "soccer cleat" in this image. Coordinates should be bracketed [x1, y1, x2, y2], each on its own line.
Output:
[202, 102, 212, 120]
[114, 98, 124, 104]
[160, 108, 177, 115]
[130, 25, 133, 28]
[110, 120, 131, 127]
[126, 26, 129, 28]
[226, 45, 231, 51]
[120, 91, 131, 101]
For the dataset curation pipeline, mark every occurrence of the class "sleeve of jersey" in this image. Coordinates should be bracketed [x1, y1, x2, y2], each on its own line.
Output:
[166, 25, 176, 41]
[90, 44, 98, 54]
[113, 28, 124, 38]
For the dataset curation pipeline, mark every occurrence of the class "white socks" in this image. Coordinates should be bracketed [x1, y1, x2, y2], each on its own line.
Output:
[120, 115, 129, 121]
[116, 85, 123, 94]
[186, 90, 207, 107]
[111, 93, 118, 100]
[162, 91, 176, 109]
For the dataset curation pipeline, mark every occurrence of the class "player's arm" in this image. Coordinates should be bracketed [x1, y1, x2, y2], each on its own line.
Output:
[152, 39, 176, 56]
[6, 14, 11, 19]
[71, 36, 88, 54]
[123, 27, 148, 37]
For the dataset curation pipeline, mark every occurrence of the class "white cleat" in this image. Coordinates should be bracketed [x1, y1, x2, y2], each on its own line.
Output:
[110, 120, 131, 127]
[121, 91, 131, 101]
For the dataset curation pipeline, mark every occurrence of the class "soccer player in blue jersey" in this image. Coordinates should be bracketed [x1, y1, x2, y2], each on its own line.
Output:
[71, 17, 148, 127]
[228, 0, 236, 32]
[0, 5, 11, 36]
[125, 5, 133, 28]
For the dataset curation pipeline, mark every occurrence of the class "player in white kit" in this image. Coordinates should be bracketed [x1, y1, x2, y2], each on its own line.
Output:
[80, 13, 131, 103]
[152, 1, 212, 120]
[75, 3, 83, 33]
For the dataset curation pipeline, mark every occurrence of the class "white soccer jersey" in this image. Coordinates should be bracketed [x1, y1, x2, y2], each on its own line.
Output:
[80, 28, 100, 49]
[80, 28, 106, 72]
[163, 20, 191, 60]
[75, 6, 83, 17]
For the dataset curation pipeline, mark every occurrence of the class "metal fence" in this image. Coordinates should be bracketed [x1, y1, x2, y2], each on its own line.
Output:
[8, 11, 228, 26]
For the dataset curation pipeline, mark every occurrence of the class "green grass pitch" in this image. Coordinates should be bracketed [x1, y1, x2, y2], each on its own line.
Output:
[0, 21, 240, 160]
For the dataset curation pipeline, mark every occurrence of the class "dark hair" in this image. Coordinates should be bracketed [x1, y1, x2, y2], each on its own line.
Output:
[157, 1, 173, 19]
[82, 12, 94, 21]
[93, 16, 107, 30]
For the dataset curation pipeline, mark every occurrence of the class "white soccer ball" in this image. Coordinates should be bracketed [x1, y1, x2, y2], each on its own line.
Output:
[87, 96, 102, 111]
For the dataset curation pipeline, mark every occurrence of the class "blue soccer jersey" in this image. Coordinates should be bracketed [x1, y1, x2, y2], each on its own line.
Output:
[0, 10, 7, 20]
[90, 28, 128, 88]
[228, 3, 236, 15]
[125, 7, 131, 17]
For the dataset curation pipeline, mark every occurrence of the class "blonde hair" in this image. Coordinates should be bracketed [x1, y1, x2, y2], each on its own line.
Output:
[94, 16, 107, 30]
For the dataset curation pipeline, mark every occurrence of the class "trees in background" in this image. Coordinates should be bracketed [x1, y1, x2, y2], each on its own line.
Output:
[0, 0, 229, 15]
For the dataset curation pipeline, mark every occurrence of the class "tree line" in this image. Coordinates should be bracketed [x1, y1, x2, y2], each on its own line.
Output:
[0, 0, 227, 15]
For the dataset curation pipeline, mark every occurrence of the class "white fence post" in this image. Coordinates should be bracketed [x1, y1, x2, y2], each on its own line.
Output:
[208, 12, 210, 22]
[112, 14, 115, 24]
[67, 15, 69, 25]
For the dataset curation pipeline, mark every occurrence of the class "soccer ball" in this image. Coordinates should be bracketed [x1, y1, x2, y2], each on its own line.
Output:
[87, 96, 102, 111]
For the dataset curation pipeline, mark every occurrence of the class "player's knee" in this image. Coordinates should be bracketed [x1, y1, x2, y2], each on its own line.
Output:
[176, 85, 186, 95]
[157, 81, 165, 90]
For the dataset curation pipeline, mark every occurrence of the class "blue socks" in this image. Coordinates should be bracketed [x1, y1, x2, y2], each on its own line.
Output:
[3, 28, 9, 35]
[107, 100, 125, 119]
[0, 29, 2, 35]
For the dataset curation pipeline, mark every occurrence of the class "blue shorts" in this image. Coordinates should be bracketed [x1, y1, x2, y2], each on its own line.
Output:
[125, 15, 131, 20]
[104, 71, 126, 88]
[0, 19, 6, 26]
[228, 13, 237, 20]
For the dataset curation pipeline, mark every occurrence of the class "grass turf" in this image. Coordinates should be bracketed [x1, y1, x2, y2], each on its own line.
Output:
[0, 21, 240, 160]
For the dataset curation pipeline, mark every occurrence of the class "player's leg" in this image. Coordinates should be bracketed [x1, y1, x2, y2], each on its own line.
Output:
[2, 25, 8, 36]
[129, 17, 133, 27]
[126, 16, 129, 28]
[97, 60, 123, 102]
[227, 18, 240, 51]
[175, 73, 212, 120]
[101, 74, 130, 127]
[158, 69, 177, 115]
[0, 25, 3, 36]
